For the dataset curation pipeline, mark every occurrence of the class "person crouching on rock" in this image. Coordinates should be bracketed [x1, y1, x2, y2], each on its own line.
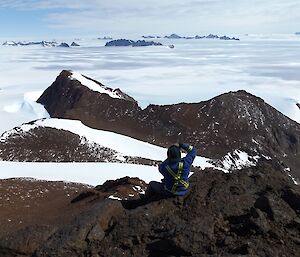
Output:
[144, 143, 196, 199]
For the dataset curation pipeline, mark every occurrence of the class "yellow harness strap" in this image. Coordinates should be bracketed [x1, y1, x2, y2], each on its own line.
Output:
[166, 162, 189, 193]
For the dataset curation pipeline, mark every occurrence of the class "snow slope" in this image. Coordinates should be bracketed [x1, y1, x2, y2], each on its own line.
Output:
[0, 90, 49, 133]
[0, 117, 267, 185]
[0, 118, 214, 169]
[0, 162, 161, 186]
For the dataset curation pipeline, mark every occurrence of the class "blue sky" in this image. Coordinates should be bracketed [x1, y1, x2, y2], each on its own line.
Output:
[0, 0, 300, 39]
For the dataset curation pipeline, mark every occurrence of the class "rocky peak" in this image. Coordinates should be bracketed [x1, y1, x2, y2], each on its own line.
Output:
[35, 72, 300, 179]
[37, 70, 140, 131]
[19, 72, 300, 179]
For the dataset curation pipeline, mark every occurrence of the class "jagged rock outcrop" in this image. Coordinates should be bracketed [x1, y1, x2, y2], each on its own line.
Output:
[206, 34, 219, 39]
[71, 42, 80, 46]
[220, 35, 240, 40]
[2, 41, 17, 46]
[58, 42, 70, 47]
[1, 162, 299, 257]
[142, 35, 156, 39]
[97, 37, 113, 40]
[164, 33, 182, 39]
[105, 39, 162, 47]
[35, 71, 300, 180]
[2, 41, 58, 47]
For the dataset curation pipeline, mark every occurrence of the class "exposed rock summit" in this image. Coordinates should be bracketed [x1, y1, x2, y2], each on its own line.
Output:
[34, 71, 300, 180]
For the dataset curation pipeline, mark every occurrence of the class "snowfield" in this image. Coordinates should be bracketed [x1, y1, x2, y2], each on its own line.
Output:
[0, 162, 162, 186]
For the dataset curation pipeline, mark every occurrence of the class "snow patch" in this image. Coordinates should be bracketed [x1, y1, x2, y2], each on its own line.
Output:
[108, 195, 122, 201]
[0, 162, 163, 186]
[262, 154, 272, 160]
[193, 156, 215, 170]
[285, 168, 299, 185]
[222, 150, 260, 170]
[3, 91, 49, 120]
[69, 71, 122, 99]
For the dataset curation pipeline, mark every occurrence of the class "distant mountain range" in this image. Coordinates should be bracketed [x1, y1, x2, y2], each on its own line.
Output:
[2, 41, 80, 47]
[165, 33, 240, 40]
[105, 39, 162, 47]
[144, 33, 240, 40]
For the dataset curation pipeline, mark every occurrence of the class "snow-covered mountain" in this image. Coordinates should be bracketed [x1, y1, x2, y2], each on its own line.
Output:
[32, 70, 300, 181]
[1, 40, 80, 47]
[1, 118, 259, 172]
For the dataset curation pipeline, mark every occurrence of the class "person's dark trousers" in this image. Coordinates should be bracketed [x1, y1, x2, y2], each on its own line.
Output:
[144, 181, 173, 199]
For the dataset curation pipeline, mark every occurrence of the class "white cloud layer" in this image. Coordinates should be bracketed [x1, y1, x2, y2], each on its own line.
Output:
[1, 0, 300, 35]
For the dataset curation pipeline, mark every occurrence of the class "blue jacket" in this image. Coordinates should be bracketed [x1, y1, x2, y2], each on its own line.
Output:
[159, 143, 197, 196]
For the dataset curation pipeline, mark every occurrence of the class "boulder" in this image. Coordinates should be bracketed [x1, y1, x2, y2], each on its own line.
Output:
[35, 200, 124, 257]
[0, 225, 56, 257]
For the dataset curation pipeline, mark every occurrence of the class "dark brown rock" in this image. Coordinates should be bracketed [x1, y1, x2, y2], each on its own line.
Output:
[0, 225, 56, 257]
[93, 162, 300, 257]
[95, 176, 147, 200]
[0, 178, 91, 238]
[35, 200, 124, 257]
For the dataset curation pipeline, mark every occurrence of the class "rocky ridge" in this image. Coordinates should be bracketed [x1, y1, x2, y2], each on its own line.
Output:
[105, 39, 163, 47]
[2, 41, 80, 47]
[0, 123, 158, 165]
[33, 70, 300, 181]
[164, 33, 240, 40]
